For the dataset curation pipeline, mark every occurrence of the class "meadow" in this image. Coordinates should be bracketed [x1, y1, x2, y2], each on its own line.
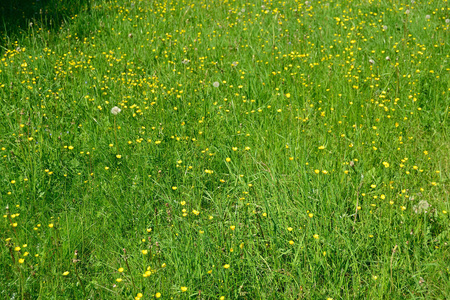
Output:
[1, 0, 450, 298]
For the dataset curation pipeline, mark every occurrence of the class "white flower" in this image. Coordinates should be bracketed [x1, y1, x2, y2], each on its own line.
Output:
[413, 200, 430, 214]
[382, 25, 388, 30]
[425, 15, 430, 19]
[445, 19, 450, 24]
[213, 81, 220, 88]
[369, 59, 375, 65]
[111, 106, 121, 115]
[385, 56, 391, 61]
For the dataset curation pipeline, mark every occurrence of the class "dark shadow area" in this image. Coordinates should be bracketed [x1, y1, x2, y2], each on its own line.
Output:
[0, 0, 91, 48]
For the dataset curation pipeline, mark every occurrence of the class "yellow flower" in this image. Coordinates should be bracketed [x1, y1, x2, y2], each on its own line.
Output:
[116, 278, 123, 282]
[118, 267, 124, 272]
[143, 271, 151, 277]
[308, 213, 314, 218]
[287, 227, 293, 231]
[181, 286, 188, 292]
[155, 292, 161, 298]
[172, 186, 177, 190]
[116, 154, 122, 159]
[142, 250, 148, 255]
[318, 145, 325, 150]
[225, 157, 231, 162]
[223, 264, 230, 269]
[63, 271, 69, 276]
[313, 234, 319, 239]
[289, 240, 294, 245]
[19, 258, 25, 264]
[48, 223, 54, 228]
[230, 225, 235, 231]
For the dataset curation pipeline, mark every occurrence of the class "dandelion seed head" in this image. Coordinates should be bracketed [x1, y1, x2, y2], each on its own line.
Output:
[111, 106, 121, 115]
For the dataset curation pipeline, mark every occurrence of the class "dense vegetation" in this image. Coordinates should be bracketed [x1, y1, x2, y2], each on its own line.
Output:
[1, 0, 450, 298]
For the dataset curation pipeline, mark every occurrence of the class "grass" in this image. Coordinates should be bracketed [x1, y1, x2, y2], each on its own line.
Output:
[1, 0, 450, 299]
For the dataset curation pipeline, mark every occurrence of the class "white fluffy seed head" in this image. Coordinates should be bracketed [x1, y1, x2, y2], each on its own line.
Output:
[111, 106, 121, 115]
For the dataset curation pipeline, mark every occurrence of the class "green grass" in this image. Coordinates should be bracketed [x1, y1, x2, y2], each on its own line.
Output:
[1, 0, 450, 299]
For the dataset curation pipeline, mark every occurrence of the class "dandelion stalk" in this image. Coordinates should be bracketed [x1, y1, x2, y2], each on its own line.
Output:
[114, 116, 119, 154]
[111, 106, 121, 154]
[390, 245, 398, 293]
[255, 212, 266, 242]
[73, 250, 86, 297]
[353, 174, 364, 228]
[123, 248, 136, 292]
